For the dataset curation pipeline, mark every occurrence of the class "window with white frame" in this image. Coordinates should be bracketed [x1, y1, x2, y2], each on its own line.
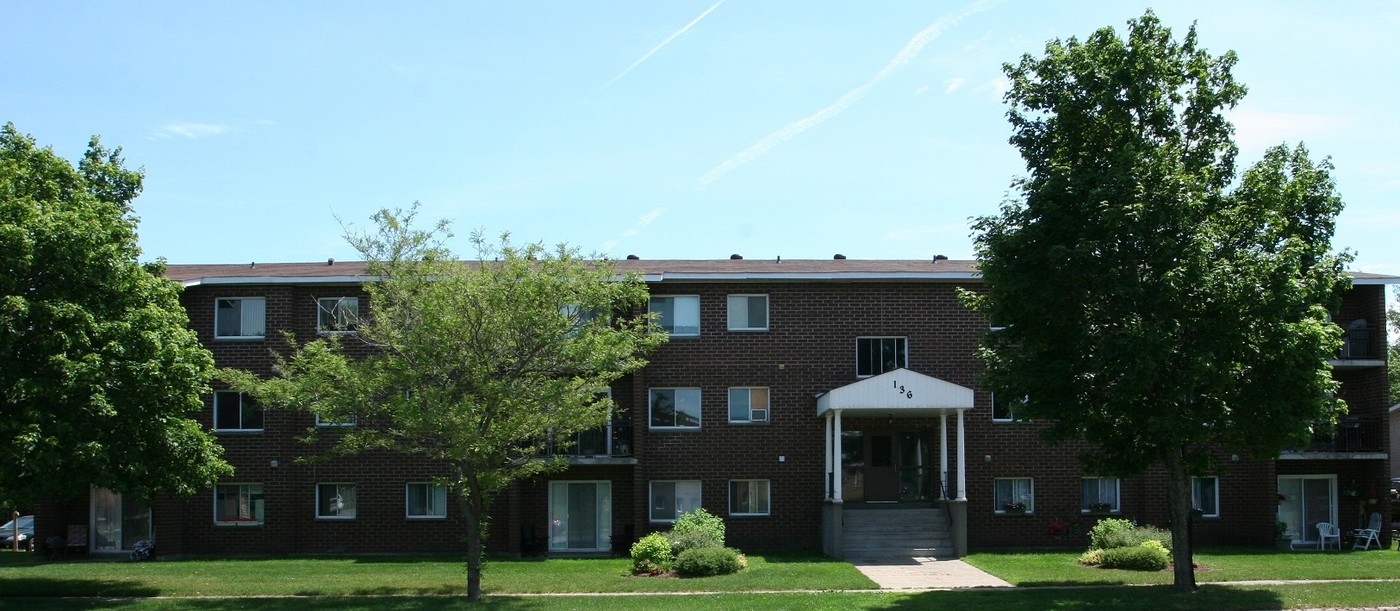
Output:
[649, 296, 700, 336]
[1192, 476, 1219, 517]
[727, 295, 768, 331]
[215, 297, 266, 339]
[406, 482, 448, 519]
[650, 480, 702, 522]
[994, 477, 1034, 513]
[1082, 477, 1120, 512]
[729, 479, 770, 516]
[214, 483, 265, 525]
[214, 391, 263, 431]
[560, 304, 605, 336]
[317, 297, 359, 333]
[317, 483, 357, 519]
[856, 336, 907, 377]
[728, 387, 769, 423]
[649, 387, 701, 429]
[992, 393, 1015, 421]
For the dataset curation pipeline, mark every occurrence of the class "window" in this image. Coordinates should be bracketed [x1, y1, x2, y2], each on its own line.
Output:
[650, 296, 700, 336]
[406, 482, 448, 519]
[994, 478, 1034, 513]
[215, 297, 266, 339]
[560, 304, 605, 336]
[214, 483, 264, 525]
[856, 337, 907, 377]
[317, 483, 356, 519]
[1192, 476, 1219, 517]
[315, 413, 357, 427]
[729, 480, 770, 516]
[650, 480, 702, 522]
[992, 393, 1015, 421]
[728, 387, 769, 423]
[727, 295, 768, 331]
[649, 388, 701, 429]
[317, 297, 359, 333]
[1082, 477, 1120, 512]
[214, 391, 263, 431]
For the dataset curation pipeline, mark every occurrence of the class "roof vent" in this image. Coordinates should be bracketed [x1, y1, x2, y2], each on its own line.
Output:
[249, 261, 256, 268]
[833, 254, 846, 260]
[626, 254, 640, 260]
[933, 254, 949, 262]
[730, 254, 743, 260]
[327, 258, 335, 266]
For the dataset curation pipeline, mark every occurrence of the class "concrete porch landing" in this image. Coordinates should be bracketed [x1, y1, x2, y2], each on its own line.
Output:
[848, 555, 1012, 590]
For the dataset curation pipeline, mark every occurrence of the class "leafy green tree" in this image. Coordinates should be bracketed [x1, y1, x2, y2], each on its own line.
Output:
[1389, 301, 1399, 404]
[0, 123, 231, 509]
[223, 208, 664, 600]
[967, 13, 1351, 591]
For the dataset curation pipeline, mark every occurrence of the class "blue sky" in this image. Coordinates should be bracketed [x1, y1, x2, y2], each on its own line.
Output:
[6, 1, 1398, 276]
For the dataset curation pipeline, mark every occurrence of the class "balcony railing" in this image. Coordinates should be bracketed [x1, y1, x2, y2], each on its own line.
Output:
[547, 421, 633, 458]
[1335, 324, 1373, 359]
[1292, 417, 1385, 454]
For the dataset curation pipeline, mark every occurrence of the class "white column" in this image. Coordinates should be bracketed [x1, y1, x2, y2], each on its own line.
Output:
[824, 411, 833, 500]
[833, 409, 844, 503]
[955, 408, 967, 501]
[940, 412, 949, 500]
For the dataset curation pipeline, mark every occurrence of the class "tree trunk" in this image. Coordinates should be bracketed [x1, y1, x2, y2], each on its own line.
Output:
[1165, 450, 1197, 592]
[462, 479, 485, 601]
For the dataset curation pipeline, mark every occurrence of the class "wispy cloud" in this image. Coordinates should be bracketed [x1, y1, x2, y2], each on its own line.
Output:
[148, 122, 231, 140]
[943, 78, 966, 94]
[1227, 108, 1349, 153]
[699, 0, 998, 186]
[597, 1, 724, 94]
[600, 207, 666, 253]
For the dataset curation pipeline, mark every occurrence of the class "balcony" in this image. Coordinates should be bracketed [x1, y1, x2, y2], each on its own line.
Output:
[547, 421, 636, 465]
[1330, 323, 1383, 369]
[1280, 416, 1386, 460]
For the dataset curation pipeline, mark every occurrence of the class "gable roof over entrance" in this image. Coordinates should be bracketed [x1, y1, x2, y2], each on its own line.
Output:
[815, 368, 974, 417]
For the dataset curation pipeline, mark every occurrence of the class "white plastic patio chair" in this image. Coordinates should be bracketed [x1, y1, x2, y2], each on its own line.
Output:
[1316, 522, 1341, 550]
[1350, 513, 1382, 550]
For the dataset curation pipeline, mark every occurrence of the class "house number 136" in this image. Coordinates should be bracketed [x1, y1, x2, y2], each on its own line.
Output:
[893, 381, 913, 399]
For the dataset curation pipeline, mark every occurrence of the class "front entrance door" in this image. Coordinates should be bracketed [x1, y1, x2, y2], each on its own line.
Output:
[91, 488, 151, 552]
[548, 481, 612, 552]
[842, 429, 933, 503]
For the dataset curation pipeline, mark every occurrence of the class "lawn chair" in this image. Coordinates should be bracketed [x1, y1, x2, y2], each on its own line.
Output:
[1350, 513, 1382, 550]
[1316, 522, 1341, 550]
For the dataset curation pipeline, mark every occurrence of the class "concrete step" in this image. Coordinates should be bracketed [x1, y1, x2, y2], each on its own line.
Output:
[841, 507, 955, 559]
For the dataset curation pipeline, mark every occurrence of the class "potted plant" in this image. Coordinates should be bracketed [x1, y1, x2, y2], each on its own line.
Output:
[1087, 502, 1113, 513]
[1275, 521, 1292, 551]
[1002, 501, 1028, 514]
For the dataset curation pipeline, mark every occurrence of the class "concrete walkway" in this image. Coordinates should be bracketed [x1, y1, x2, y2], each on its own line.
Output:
[847, 555, 1013, 590]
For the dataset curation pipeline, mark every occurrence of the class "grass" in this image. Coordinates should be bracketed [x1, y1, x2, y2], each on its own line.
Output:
[3, 547, 1399, 609]
[0, 552, 875, 597]
[964, 546, 1400, 586]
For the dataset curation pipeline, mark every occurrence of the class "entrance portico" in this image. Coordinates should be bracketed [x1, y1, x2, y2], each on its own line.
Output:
[817, 369, 973, 557]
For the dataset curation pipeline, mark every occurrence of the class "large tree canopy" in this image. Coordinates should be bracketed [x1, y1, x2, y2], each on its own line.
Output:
[0, 123, 231, 508]
[223, 208, 664, 600]
[966, 13, 1351, 590]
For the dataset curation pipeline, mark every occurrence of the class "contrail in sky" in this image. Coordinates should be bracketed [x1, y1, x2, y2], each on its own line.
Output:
[699, 0, 997, 186]
[598, 0, 725, 93]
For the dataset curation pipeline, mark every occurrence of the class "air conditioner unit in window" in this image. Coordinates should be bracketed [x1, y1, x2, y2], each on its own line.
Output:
[752, 409, 768, 422]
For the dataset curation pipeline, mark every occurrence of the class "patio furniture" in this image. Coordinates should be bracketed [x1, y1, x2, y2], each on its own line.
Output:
[1350, 513, 1382, 550]
[1317, 522, 1341, 550]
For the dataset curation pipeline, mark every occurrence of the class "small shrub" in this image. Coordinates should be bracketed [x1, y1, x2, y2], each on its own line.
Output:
[672, 508, 726, 546]
[1088, 518, 1136, 550]
[675, 546, 744, 577]
[667, 528, 722, 556]
[1099, 543, 1169, 571]
[1077, 548, 1105, 566]
[630, 532, 673, 575]
[1129, 528, 1172, 553]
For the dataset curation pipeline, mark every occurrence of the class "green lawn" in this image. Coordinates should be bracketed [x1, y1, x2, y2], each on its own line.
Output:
[3, 547, 1399, 610]
[964, 546, 1400, 586]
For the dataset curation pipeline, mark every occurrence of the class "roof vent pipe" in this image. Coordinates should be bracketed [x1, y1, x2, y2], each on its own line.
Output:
[327, 258, 335, 266]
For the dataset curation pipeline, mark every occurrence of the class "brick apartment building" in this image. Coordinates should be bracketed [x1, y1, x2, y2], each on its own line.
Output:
[35, 257, 1396, 557]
